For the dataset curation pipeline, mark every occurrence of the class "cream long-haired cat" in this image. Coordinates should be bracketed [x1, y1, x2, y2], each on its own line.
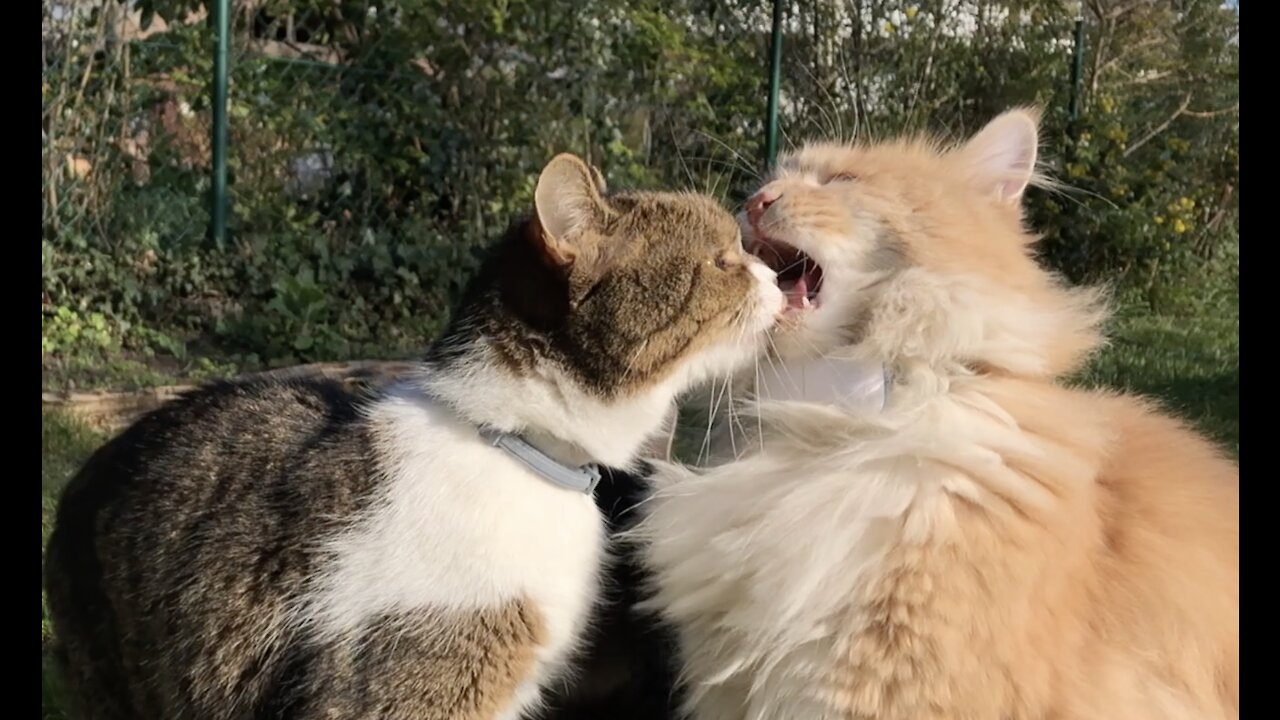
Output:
[636, 109, 1239, 720]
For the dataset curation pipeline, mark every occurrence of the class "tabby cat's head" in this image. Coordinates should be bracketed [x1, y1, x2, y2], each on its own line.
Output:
[432, 153, 782, 406]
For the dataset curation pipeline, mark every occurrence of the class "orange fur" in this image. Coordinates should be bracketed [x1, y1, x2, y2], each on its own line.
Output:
[638, 109, 1238, 719]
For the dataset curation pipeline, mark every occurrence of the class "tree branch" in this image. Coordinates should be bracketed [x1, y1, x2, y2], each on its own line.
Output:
[1121, 91, 1192, 158]
[1184, 105, 1239, 119]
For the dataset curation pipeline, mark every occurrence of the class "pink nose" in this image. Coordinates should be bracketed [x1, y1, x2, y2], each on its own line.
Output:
[745, 187, 780, 227]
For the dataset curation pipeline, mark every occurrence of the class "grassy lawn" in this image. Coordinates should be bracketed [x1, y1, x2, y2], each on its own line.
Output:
[41, 411, 103, 720]
[38, 311, 1238, 717]
[1082, 311, 1239, 456]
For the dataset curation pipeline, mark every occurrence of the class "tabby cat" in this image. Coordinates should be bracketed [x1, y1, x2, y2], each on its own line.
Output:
[45, 153, 783, 720]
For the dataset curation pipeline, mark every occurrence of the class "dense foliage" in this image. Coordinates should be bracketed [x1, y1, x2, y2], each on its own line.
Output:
[42, 0, 1239, 368]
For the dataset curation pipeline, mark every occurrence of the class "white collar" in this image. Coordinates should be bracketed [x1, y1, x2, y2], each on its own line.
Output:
[757, 355, 889, 413]
[478, 427, 602, 494]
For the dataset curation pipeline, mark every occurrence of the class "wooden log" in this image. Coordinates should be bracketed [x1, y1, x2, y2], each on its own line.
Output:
[42, 360, 419, 432]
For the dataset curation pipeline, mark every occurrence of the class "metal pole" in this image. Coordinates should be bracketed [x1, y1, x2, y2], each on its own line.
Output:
[211, 0, 230, 248]
[764, 0, 784, 170]
[1068, 3, 1085, 125]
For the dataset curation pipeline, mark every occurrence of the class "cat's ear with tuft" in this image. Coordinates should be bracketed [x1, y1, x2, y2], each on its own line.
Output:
[533, 153, 609, 269]
[589, 164, 608, 195]
[958, 107, 1041, 204]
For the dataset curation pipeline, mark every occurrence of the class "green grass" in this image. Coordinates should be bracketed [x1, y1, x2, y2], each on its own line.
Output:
[1083, 312, 1239, 456]
[41, 352, 245, 394]
[37, 311, 1238, 716]
[42, 411, 104, 720]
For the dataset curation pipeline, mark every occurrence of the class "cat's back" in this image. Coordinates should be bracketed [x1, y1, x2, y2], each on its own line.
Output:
[44, 376, 382, 718]
[46, 376, 610, 719]
[982, 380, 1237, 712]
[48, 376, 379, 561]
[1099, 391, 1238, 536]
[1083, 391, 1238, 716]
[995, 383, 1239, 718]
[53, 375, 375, 499]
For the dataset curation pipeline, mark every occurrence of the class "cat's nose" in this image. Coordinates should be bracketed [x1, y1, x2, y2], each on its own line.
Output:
[745, 188, 780, 228]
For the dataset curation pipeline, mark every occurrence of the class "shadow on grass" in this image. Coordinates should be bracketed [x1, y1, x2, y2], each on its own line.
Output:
[43, 411, 103, 720]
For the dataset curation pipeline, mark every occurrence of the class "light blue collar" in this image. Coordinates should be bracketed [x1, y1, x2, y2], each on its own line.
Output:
[479, 426, 602, 494]
[757, 356, 890, 413]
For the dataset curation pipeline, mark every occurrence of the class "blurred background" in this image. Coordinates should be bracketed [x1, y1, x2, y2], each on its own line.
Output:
[42, 2, 1238, 712]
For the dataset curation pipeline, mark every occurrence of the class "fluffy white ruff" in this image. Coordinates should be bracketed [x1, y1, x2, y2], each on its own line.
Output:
[634, 364, 1062, 719]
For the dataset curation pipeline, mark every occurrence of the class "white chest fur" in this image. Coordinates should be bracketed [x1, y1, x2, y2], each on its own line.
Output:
[300, 386, 606, 714]
[640, 377, 1024, 719]
[756, 354, 888, 414]
[642, 451, 919, 719]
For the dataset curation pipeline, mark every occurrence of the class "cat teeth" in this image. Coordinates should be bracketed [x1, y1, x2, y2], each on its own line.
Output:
[801, 295, 812, 309]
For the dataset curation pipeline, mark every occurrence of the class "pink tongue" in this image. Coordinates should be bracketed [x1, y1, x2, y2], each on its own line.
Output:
[785, 274, 809, 310]
[793, 274, 808, 298]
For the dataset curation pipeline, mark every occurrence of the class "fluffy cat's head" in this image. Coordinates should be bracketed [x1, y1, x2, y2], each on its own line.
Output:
[742, 108, 1105, 379]
[428, 153, 782, 459]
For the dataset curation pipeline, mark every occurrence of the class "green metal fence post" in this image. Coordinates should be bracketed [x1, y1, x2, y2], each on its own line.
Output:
[1068, 2, 1085, 126]
[211, 0, 230, 248]
[764, 0, 784, 170]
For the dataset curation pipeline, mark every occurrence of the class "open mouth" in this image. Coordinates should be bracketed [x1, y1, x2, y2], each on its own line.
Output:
[748, 235, 824, 313]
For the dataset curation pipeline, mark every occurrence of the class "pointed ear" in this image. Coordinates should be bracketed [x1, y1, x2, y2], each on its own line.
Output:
[589, 164, 608, 195]
[533, 153, 609, 269]
[958, 107, 1041, 204]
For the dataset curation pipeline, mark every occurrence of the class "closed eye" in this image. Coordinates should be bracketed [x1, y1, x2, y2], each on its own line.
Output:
[828, 172, 858, 183]
[714, 251, 742, 270]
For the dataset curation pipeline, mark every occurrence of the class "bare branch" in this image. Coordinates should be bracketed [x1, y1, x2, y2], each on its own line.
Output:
[1184, 105, 1239, 119]
[1122, 91, 1192, 158]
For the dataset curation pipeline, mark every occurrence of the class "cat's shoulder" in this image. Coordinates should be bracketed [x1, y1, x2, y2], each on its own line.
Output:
[69, 375, 378, 487]
[128, 374, 371, 439]
[168, 373, 368, 419]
